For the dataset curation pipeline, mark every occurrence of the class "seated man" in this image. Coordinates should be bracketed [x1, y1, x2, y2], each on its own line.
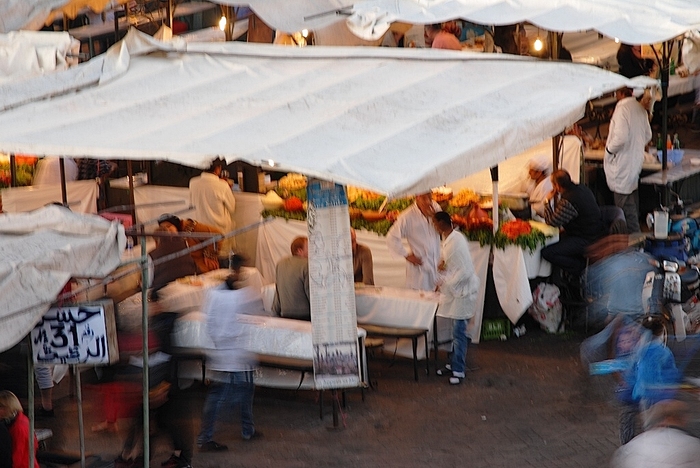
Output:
[157, 214, 222, 274]
[541, 170, 604, 276]
[351, 228, 374, 285]
[272, 237, 311, 321]
[525, 154, 553, 220]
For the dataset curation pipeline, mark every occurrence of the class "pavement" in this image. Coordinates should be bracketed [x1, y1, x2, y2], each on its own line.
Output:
[18, 322, 700, 468]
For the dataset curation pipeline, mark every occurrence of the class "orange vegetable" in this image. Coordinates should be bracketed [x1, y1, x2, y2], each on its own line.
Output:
[284, 196, 305, 212]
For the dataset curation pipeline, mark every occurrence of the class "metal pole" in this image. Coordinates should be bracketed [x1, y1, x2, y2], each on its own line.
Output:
[59, 157, 68, 206]
[74, 365, 86, 468]
[140, 228, 150, 468]
[27, 337, 36, 468]
[127, 160, 138, 232]
[660, 41, 670, 206]
[9, 153, 16, 187]
[490, 166, 499, 233]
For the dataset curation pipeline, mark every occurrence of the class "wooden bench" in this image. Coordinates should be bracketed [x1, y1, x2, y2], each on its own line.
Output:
[359, 324, 429, 381]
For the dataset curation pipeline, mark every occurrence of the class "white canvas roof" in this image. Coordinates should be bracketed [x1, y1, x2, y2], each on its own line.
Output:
[0, 206, 125, 352]
[235, 0, 700, 44]
[0, 29, 644, 199]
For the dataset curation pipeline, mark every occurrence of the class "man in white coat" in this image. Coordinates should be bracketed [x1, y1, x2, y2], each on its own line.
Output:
[604, 87, 652, 233]
[386, 192, 442, 291]
[189, 159, 237, 256]
[433, 211, 480, 385]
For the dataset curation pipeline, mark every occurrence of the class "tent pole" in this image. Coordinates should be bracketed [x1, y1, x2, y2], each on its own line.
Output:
[59, 157, 68, 207]
[166, 0, 173, 29]
[27, 337, 36, 468]
[660, 41, 670, 206]
[490, 166, 499, 234]
[74, 365, 86, 468]
[127, 160, 137, 229]
[140, 227, 150, 468]
[9, 153, 16, 187]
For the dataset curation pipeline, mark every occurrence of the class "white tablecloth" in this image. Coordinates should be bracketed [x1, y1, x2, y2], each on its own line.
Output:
[0, 180, 98, 214]
[156, 267, 263, 313]
[668, 74, 700, 98]
[171, 312, 366, 389]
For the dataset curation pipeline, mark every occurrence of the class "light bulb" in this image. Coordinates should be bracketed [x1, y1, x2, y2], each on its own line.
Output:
[533, 38, 543, 52]
[267, 159, 276, 167]
[301, 29, 309, 38]
[219, 16, 227, 31]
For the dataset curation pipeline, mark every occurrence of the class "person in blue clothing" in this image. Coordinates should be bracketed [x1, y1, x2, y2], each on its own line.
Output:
[633, 318, 681, 414]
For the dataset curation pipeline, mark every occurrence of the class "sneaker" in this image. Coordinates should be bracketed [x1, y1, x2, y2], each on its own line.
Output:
[198, 441, 228, 452]
[449, 376, 463, 385]
[242, 430, 263, 441]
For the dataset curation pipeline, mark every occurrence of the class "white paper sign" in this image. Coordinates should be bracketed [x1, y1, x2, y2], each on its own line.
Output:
[307, 179, 361, 389]
[31, 305, 112, 365]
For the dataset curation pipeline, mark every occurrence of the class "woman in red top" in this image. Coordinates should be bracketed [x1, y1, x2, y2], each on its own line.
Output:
[0, 391, 39, 468]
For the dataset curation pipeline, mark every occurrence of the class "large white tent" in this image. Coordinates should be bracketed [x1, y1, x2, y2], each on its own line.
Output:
[236, 0, 700, 44]
[0, 28, 641, 199]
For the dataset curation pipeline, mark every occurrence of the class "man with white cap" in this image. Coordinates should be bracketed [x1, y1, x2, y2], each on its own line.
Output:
[526, 154, 554, 220]
[604, 86, 652, 233]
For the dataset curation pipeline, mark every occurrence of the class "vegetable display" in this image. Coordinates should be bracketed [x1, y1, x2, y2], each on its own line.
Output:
[262, 173, 551, 249]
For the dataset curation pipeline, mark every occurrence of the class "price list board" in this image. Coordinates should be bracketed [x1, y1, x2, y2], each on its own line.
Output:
[307, 179, 361, 389]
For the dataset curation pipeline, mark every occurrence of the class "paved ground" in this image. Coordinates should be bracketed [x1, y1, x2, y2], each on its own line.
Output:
[21, 326, 668, 468]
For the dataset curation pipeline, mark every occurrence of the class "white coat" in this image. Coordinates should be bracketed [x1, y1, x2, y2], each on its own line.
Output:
[386, 201, 442, 291]
[604, 96, 652, 195]
[204, 287, 264, 372]
[189, 172, 236, 235]
[530, 177, 553, 218]
[437, 229, 480, 320]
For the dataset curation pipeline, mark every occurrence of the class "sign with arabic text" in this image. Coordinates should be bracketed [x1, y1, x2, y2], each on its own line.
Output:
[31, 300, 118, 365]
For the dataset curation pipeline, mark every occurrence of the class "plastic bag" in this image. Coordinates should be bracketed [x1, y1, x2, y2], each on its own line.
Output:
[528, 283, 562, 333]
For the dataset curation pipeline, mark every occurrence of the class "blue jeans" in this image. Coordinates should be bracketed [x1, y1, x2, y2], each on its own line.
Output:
[450, 319, 469, 377]
[197, 370, 255, 444]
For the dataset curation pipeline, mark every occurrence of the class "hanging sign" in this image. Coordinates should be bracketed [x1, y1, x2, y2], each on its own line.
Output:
[307, 179, 361, 389]
[31, 300, 118, 365]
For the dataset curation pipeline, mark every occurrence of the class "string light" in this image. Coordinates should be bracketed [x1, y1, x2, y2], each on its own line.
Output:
[533, 37, 543, 52]
[219, 16, 227, 31]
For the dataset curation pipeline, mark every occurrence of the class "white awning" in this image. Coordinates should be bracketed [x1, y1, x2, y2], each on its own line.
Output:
[0, 28, 645, 199]
[230, 0, 700, 45]
[0, 205, 125, 352]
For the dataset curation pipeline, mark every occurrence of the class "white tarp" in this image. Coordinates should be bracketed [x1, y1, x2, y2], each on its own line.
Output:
[0, 31, 80, 83]
[0, 205, 125, 352]
[232, 0, 700, 45]
[0, 29, 640, 199]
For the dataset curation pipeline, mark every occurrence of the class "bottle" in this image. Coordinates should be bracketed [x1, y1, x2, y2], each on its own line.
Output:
[656, 133, 662, 151]
[667, 134, 673, 150]
[126, 236, 134, 250]
[670, 58, 676, 76]
[673, 133, 681, 149]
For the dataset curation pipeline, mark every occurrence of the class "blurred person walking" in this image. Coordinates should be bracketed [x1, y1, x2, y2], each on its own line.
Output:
[611, 399, 700, 467]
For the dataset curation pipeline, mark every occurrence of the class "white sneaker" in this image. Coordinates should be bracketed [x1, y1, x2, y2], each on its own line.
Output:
[449, 376, 462, 385]
[436, 364, 452, 376]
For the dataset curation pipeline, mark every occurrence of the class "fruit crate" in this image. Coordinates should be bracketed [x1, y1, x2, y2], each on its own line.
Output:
[481, 318, 511, 341]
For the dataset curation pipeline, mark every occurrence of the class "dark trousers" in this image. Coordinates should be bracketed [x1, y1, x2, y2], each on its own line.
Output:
[541, 235, 591, 274]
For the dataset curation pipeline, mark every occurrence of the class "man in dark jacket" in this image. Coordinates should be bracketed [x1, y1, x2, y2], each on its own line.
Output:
[541, 170, 604, 274]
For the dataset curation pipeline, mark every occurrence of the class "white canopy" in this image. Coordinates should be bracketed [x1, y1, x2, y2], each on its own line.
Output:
[0, 31, 79, 83]
[234, 0, 700, 45]
[0, 205, 125, 352]
[0, 29, 642, 199]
